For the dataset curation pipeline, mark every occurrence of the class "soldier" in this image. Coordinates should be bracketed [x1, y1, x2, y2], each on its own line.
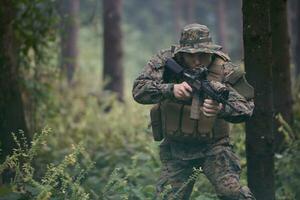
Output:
[132, 24, 255, 200]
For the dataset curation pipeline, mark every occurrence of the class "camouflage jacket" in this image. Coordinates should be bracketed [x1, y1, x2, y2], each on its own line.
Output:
[132, 49, 254, 159]
[132, 49, 254, 120]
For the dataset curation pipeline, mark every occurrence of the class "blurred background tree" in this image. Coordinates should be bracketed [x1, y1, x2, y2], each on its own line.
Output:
[59, 0, 80, 86]
[103, 0, 124, 101]
[0, 0, 29, 183]
[295, 1, 300, 78]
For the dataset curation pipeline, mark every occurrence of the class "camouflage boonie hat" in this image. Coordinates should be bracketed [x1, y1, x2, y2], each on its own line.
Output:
[173, 24, 229, 60]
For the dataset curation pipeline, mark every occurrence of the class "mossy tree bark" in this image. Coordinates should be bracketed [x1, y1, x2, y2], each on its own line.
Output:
[243, 0, 275, 199]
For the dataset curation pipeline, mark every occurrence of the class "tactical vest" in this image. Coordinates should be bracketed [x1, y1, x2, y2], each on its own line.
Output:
[160, 56, 230, 143]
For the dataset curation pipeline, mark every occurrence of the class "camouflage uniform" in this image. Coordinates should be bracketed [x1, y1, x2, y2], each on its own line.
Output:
[132, 24, 255, 200]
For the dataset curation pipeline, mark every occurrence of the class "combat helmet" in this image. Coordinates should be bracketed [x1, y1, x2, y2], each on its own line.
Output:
[173, 24, 230, 61]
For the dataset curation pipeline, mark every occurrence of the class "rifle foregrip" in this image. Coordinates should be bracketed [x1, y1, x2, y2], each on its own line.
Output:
[190, 94, 200, 120]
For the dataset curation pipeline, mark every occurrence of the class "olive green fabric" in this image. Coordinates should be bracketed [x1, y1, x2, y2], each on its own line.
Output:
[160, 101, 217, 142]
[224, 63, 254, 100]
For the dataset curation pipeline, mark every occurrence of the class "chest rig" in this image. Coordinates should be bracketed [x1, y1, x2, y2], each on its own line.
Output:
[160, 56, 230, 143]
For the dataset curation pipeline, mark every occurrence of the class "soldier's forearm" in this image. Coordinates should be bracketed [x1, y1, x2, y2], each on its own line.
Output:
[132, 82, 174, 104]
[217, 90, 254, 123]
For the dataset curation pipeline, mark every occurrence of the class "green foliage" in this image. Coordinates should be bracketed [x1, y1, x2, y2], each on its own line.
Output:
[274, 82, 300, 200]
[42, 81, 160, 199]
[0, 5, 250, 197]
[275, 121, 300, 200]
[13, 0, 59, 64]
[10, 0, 61, 132]
[0, 81, 230, 199]
[0, 128, 93, 200]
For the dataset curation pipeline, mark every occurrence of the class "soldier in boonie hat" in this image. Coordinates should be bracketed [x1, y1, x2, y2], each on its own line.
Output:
[172, 23, 229, 61]
[132, 23, 255, 199]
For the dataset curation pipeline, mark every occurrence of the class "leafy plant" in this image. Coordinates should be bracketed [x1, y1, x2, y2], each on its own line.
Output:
[0, 128, 93, 200]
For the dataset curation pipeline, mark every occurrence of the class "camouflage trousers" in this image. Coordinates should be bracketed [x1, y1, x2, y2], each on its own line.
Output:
[156, 143, 255, 200]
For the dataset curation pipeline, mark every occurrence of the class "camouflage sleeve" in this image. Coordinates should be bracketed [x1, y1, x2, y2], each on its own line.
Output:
[217, 62, 255, 123]
[217, 86, 254, 123]
[132, 51, 174, 104]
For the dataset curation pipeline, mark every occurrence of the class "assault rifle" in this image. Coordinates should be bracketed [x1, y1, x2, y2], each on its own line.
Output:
[165, 58, 241, 120]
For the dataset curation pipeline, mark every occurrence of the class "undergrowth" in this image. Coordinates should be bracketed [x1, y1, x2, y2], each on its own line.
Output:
[1, 79, 299, 200]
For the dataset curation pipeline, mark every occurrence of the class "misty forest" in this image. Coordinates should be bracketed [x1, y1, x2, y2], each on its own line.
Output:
[0, 0, 300, 199]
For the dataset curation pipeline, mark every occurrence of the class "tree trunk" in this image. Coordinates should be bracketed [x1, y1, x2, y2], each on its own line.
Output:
[216, 0, 227, 51]
[0, 0, 29, 183]
[295, 1, 300, 77]
[103, 0, 124, 101]
[243, 0, 275, 200]
[174, 0, 183, 36]
[186, 0, 195, 24]
[238, 0, 244, 60]
[60, 0, 80, 85]
[288, 0, 296, 75]
[270, 0, 293, 152]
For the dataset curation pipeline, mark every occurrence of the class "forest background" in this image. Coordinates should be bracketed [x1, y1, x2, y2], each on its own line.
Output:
[0, 0, 300, 199]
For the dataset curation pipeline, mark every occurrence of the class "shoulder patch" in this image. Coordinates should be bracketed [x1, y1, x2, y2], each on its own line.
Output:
[233, 75, 255, 100]
[223, 62, 254, 100]
[223, 62, 241, 84]
[227, 68, 245, 85]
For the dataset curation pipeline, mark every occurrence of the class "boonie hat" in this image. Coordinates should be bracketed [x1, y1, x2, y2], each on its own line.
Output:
[173, 24, 229, 60]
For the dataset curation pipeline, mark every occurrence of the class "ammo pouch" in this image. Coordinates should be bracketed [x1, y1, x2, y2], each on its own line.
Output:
[160, 101, 218, 142]
[150, 104, 164, 141]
